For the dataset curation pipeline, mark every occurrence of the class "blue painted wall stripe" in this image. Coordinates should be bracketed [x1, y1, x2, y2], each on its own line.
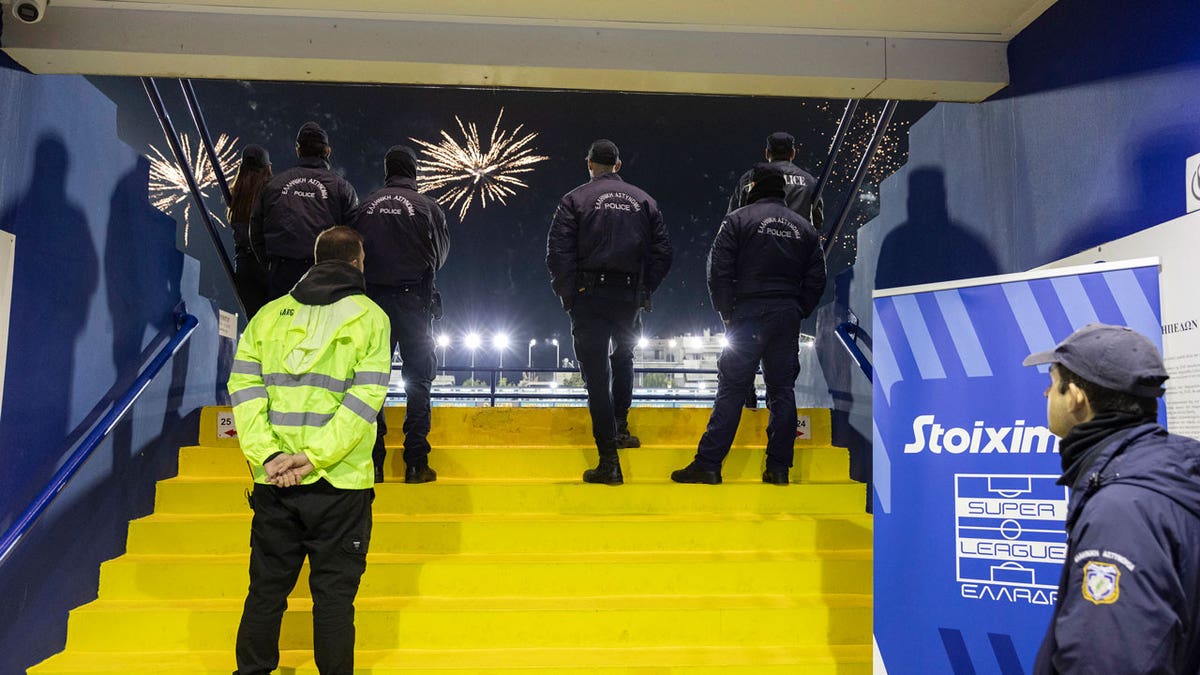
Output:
[893, 294, 948, 380]
[934, 289, 994, 377]
[1050, 275, 1099, 330]
[1002, 281, 1056, 372]
[1103, 268, 1161, 341]
[939, 628, 979, 675]
[873, 299, 904, 406]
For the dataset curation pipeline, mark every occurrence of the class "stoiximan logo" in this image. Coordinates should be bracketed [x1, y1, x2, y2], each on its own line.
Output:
[903, 415, 1059, 455]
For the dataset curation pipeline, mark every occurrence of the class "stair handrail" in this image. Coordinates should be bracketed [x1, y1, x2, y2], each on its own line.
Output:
[835, 317, 873, 382]
[0, 311, 200, 567]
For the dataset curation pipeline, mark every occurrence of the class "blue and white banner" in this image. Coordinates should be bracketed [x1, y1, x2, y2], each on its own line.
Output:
[873, 259, 1162, 675]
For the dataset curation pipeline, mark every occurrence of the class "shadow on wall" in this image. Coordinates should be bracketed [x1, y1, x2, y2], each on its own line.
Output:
[0, 135, 98, 516]
[874, 167, 1000, 291]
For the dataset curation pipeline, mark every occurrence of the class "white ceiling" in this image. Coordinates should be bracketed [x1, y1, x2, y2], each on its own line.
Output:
[0, 0, 1060, 101]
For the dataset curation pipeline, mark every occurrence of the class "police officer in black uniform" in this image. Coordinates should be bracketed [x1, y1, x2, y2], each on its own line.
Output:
[351, 145, 449, 484]
[673, 163, 826, 485]
[729, 132, 824, 230]
[251, 121, 359, 299]
[546, 139, 673, 485]
[729, 131, 825, 409]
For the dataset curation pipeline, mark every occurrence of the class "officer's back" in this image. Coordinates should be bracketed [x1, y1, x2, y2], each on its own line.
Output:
[729, 132, 823, 231]
[558, 174, 664, 280]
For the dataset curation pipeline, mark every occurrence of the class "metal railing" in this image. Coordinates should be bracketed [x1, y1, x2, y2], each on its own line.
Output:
[0, 311, 199, 567]
[834, 321, 872, 382]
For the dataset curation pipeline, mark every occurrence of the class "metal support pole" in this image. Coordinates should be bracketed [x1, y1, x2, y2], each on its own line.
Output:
[823, 99, 898, 257]
[180, 79, 233, 208]
[812, 99, 859, 203]
[142, 77, 247, 319]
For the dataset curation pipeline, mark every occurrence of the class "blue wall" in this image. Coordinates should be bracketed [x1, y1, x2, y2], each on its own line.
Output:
[0, 53, 222, 671]
[823, 0, 1200, 487]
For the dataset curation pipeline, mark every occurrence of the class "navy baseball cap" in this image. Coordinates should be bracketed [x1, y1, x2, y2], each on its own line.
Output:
[587, 139, 619, 165]
[766, 131, 795, 154]
[1023, 323, 1168, 397]
[296, 121, 329, 146]
[385, 144, 417, 179]
[241, 144, 270, 169]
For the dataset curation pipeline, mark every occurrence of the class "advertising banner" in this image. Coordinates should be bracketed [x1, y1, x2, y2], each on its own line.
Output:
[872, 260, 1161, 674]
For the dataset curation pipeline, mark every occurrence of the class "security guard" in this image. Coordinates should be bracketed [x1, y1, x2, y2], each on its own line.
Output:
[228, 226, 391, 675]
[729, 131, 824, 230]
[546, 139, 673, 485]
[250, 121, 359, 300]
[1026, 324, 1200, 674]
[352, 144, 449, 484]
[673, 163, 826, 485]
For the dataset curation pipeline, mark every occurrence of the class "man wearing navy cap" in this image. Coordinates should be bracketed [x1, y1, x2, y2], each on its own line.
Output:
[546, 139, 673, 485]
[351, 144, 449, 484]
[1026, 323, 1200, 675]
[672, 163, 826, 486]
[729, 132, 823, 229]
[251, 121, 359, 299]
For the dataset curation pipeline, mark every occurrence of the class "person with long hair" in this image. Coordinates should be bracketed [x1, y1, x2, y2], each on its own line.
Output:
[228, 144, 272, 317]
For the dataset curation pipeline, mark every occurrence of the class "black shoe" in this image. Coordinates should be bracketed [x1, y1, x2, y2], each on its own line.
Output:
[615, 421, 641, 449]
[762, 469, 790, 485]
[671, 462, 722, 485]
[583, 456, 624, 485]
[405, 465, 437, 484]
[374, 465, 386, 484]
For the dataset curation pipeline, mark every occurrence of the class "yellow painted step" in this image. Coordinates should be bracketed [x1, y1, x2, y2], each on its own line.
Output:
[97, 550, 872, 600]
[153, 480, 866, 516]
[200, 406, 834, 448]
[125, 512, 873, 555]
[179, 444, 850, 483]
[31, 645, 872, 675]
[63, 594, 873, 651]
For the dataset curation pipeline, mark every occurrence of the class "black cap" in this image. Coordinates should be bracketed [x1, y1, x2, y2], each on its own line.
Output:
[241, 144, 270, 169]
[296, 121, 329, 146]
[1023, 323, 1168, 398]
[747, 162, 786, 202]
[385, 145, 418, 179]
[587, 139, 620, 165]
[766, 131, 795, 155]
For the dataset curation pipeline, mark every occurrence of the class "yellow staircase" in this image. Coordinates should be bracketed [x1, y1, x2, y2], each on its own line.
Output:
[31, 405, 872, 674]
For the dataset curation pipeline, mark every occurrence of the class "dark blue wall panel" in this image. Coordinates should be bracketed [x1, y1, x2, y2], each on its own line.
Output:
[826, 0, 1200, 488]
[0, 61, 221, 671]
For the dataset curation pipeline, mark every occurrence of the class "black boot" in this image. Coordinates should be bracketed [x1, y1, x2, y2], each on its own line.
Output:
[583, 448, 624, 485]
[615, 420, 641, 449]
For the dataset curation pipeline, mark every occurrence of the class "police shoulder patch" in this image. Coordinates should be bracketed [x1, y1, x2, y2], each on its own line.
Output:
[1082, 560, 1120, 605]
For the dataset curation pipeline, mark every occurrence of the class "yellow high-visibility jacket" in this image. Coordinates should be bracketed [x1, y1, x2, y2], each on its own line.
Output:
[228, 261, 391, 490]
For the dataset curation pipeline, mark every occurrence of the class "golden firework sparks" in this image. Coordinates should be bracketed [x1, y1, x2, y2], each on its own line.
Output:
[147, 132, 239, 245]
[410, 108, 548, 221]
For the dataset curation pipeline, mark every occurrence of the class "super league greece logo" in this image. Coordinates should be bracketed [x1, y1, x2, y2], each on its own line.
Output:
[1083, 561, 1120, 605]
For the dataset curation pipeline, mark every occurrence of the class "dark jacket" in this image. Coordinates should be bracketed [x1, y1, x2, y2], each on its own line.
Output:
[707, 196, 826, 322]
[351, 176, 449, 288]
[249, 156, 359, 262]
[1035, 422, 1200, 675]
[729, 159, 824, 230]
[545, 173, 672, 307]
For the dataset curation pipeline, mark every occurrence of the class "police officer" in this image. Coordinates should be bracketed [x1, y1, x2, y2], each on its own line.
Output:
[228, 226, 391, 675]
[672, 163, 826, 485]
[729, 131, 824, 230]
[352, 145, 449, 484]
[250, 121, 359, 299]
[546, 139, 673, 485]
[1025, 324, 1200, 674]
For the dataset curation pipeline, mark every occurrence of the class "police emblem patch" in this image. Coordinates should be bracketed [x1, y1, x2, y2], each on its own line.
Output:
[1082, 560, 1120, 605]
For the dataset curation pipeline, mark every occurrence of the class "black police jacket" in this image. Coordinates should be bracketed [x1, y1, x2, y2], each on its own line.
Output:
[728, 160, 824, 230]
[708, 196, 826, 322]
[351, 176, 449, 288]
[249, 156, 359, 261]
[545, 173, 672, 305]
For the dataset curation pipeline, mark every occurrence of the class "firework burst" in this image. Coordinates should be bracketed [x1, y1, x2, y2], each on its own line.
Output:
[410, 108, 548, 221]
[147, 132, 239, 244]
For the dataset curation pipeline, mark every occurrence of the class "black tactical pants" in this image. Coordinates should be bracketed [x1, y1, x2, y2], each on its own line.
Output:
[265, 256, 314, 301]
[235, 480, 372, 675]
[569, 288, 639, 449]
[694, 304, 802, 472]
[368, 285, 436, 469]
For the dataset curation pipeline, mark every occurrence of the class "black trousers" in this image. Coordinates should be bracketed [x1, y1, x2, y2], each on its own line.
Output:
[568, 290, 639, 450]
[234, 248, 269, 319]
[367, 285, 436, 468]
[265, 256, 314, 301]
[235, 480, 373, 675]
[694, 304, 802, 472]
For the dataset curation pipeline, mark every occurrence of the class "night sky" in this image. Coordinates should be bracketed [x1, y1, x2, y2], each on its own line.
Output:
[90, 77, 930, 368]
